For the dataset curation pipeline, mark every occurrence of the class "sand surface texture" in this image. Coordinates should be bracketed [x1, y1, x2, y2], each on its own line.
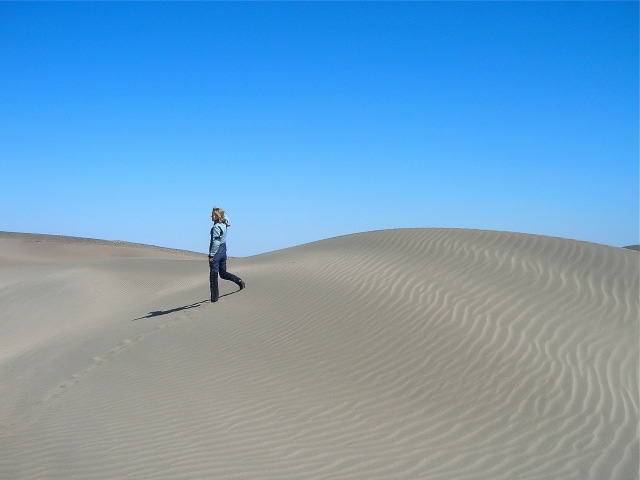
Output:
[0, 229, 637, 479]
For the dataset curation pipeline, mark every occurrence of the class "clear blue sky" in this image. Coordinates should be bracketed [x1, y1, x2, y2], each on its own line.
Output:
[1, 2, 637, 256]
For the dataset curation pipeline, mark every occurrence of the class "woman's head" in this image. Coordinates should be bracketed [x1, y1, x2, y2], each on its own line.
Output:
[211, 207, 230, 226]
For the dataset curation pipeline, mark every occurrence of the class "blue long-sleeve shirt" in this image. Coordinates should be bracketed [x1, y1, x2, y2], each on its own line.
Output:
[209, 222, 228, 257]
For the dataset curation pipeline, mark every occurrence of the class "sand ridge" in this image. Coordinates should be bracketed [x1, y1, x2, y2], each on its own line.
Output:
[0, 231, 205, 267]
[0, 229, 637, 479]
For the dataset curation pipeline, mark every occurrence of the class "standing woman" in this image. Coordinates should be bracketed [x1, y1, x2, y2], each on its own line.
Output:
[209, 207, 245, 303]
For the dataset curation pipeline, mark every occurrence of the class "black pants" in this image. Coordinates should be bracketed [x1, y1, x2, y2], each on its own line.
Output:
[209, 243, 242, 301]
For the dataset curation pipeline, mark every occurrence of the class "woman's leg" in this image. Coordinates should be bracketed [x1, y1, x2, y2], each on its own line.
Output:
[209, 257, 220, 302]
[218, 254, 245, 290]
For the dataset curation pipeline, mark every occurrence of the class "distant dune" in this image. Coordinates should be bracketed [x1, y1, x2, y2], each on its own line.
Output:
[0, 231, 204, 267]
[0, 229, 637, 479]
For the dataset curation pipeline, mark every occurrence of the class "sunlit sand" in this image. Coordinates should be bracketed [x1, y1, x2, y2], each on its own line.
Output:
[0, 229, 637, 479]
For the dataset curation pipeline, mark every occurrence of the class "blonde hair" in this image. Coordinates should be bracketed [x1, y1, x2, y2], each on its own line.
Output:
[212, 207, 230, 227]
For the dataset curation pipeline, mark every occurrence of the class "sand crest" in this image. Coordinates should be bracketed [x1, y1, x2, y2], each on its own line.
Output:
[0, 232, 204, 268]
[0, 229, 637, 479]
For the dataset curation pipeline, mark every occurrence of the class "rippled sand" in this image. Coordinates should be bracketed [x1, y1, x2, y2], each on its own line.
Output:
[0, 229, 637, 479]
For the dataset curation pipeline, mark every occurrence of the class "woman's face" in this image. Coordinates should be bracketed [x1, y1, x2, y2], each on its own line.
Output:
[211, 212, 219, 222]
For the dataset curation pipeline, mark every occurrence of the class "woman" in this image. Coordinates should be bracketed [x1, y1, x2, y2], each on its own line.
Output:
[209, 207, 245, 302]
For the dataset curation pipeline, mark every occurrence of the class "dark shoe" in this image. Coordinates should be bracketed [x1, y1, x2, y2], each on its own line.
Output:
[211, 296, 218, 303]
[237, 279, 245, 290]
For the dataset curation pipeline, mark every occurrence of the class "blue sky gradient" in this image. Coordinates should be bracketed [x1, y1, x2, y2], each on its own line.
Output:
[1, 2, 637, 256]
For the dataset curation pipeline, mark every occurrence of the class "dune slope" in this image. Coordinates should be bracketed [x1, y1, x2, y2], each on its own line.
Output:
[0, 229, 637, 479]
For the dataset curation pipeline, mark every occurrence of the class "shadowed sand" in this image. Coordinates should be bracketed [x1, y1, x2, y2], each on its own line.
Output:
[0, 229, 637, 479]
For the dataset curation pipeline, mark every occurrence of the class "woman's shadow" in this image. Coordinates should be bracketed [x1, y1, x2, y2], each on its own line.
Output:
[133, 291, 238, 321]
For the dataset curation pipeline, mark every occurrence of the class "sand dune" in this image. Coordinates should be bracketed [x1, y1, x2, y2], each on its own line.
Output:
[0, 232, 204, 268]
[0, 229, 637, 479]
